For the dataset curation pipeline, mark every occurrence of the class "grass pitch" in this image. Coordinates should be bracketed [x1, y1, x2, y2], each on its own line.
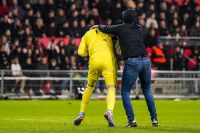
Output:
[0, 100, 200, 133]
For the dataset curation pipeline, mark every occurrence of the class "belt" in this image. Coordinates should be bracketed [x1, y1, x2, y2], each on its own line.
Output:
[125, 55, 147, 60]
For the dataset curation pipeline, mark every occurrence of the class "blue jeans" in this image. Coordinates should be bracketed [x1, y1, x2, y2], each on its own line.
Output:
[121, 57, 157, 121]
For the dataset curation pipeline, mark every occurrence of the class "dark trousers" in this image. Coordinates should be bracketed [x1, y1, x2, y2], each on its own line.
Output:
[121, 57, 157, 121]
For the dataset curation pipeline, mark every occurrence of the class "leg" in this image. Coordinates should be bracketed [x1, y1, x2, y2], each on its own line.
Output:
[103, 74, 116, 112]
[139, 57, 157, 120]
[74, 70, 99, 126]
[19, 76, 26, 93]
[80, 77, 98, 113]
[121, 59, 141, 122]
[106, 84, 116, 112]
[102, 69, 117, 127]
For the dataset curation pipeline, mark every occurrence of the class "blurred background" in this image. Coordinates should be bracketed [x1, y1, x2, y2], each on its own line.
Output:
[0, 0, 199, 100]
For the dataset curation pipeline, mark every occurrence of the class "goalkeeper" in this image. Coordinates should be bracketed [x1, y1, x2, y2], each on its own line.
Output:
[73, 28, 119, 127]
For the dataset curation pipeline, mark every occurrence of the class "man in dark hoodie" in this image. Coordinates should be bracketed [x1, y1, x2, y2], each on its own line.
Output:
[92, 9, 158, 127]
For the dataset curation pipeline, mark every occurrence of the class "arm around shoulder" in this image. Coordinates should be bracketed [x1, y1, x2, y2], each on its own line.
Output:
[98, 24, 122, 35]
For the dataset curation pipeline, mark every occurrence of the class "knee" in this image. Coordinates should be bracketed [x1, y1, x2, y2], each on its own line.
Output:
[86, 84, 95, 89]
[142, 88, 151, 95]
[121, 90, 130, 97]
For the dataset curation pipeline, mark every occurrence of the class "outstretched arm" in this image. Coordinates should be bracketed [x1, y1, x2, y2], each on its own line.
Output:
[91, 24, 121, 35]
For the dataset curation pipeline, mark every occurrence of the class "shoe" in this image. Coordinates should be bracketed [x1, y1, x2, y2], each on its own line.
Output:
[74, 113, 84, 125]
[104, 110, 115, 127]
[103, 89, 107, 95]
[125, 119, 137, 127]
[20, 89, 25, 94]
[96, 88, 101, 94]
[152, 119, 159, 126]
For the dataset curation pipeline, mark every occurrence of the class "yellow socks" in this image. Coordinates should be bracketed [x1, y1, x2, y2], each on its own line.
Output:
[80, 85, 116, 113]
[106, 87, 116, 112]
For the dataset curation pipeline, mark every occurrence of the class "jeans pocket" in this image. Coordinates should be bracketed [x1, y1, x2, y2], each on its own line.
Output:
[126, 58, 139, 66]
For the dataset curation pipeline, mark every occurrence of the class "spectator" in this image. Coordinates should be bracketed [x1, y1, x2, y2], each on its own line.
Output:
[24, 57, 34, 70]
[59, 40, 69, 70]
[33, 18, 46, 37]
[46, 0, 56, 14]
[151, 43, 167, 70]
[146, 13, 158, 29]
[144, 29, 158, 48]
[138, 17, 148, 35]
[173, 46, 184, 70]
[36, 57, 48, 94]
[170, 19, 180, 36]
[11, 56, 26, 93]
[0, 42, 9, 69]
[111, 1, 123, 24]
[9, 0, 25, 20]
[46, 10, 55, 25]
[69, 20, 81, 37]
[180, 25, 188, 36]
[55, 8, 66, 26]
[46, 21, 57, 37]
[26, 9, 34, 26]
[49, 58, 60, 95]
[23, 57, 35, 95]
[0, 0, 9, 17]
[79, 20, 88, 37]
[58, 21, 69, 37]
[188, 21, 200, 36]
[0, 0, 199, 72]
[36, 57, 48, 72]
[34, 0, 46, 18]
[87, 8, 101, 24]
[47, 39, 59, 61]
[66, 38, 77, 57]
[70, 55, 78, 70]
[99, 0, 113, 20]
[159, 21, 169, 36]
[181, 12, 191, 28]
[49, 58, 60, 70]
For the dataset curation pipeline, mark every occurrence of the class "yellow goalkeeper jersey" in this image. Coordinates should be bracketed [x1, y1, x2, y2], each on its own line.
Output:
[78, 28, 119, 85]
[78, 28, 117, 59]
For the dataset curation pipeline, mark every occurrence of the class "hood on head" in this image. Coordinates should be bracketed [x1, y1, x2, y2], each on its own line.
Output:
[122, 9, 138, 24]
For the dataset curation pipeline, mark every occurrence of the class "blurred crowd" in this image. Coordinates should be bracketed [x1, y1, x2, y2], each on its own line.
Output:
[0, 0, 200, 73]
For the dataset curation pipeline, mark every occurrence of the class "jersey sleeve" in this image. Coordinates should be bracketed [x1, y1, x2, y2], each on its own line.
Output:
[78, 35, 88, 57]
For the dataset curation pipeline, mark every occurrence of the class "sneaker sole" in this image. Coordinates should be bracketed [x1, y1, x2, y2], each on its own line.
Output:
[104, 114, 115, 127]
[126, 124, 137, 127]
[152, 124, 159, 127]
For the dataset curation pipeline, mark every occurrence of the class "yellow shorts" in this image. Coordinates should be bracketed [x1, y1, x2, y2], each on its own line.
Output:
[87, 57, 117, 87]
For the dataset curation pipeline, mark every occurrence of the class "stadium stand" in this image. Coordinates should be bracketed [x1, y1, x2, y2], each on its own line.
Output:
[0, 0, 199, 98]
[0, 0, 200, 71]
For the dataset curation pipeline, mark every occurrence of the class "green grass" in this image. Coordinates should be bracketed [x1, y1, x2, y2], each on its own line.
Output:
[0, 100, 200, 133]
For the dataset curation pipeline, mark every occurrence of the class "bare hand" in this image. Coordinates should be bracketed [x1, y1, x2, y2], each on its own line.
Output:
[90, 25, 98, 29]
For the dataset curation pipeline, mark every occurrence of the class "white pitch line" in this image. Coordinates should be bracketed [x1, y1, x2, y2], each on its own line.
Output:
[0, 118, 67, 123]
[0, 118, 108, 124]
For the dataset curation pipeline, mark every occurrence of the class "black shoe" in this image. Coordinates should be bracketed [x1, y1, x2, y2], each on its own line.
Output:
[152, 119, 159, 127]
[125, 119, 137, 127]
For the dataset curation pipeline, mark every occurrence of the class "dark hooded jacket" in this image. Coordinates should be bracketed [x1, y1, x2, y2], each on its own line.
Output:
[98, 9, 147, 59]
